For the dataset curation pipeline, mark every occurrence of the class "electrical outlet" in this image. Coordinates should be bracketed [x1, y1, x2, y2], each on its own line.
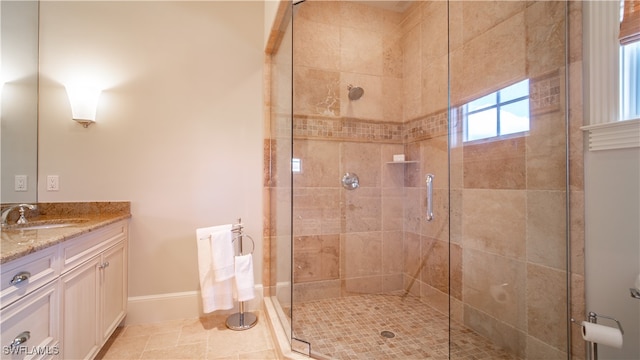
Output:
[15, 175, 27, 191]
[47, 175, 59, 191]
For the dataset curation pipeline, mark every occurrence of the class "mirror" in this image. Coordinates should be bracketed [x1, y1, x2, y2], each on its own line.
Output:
[1, 0, 39, 204]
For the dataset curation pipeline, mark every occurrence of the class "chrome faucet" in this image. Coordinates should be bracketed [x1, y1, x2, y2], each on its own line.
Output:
[1, 204, 38, 227]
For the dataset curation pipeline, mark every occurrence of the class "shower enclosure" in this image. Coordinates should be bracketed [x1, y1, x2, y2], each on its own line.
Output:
[267, 1, 579, 359]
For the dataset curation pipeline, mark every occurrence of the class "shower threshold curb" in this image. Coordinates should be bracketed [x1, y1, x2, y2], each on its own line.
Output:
[263, 298, 309, 360]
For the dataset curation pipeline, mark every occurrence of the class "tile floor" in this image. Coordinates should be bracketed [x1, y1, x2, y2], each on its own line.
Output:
[291, 293, 518, 360]
[96, 311, 281, 360]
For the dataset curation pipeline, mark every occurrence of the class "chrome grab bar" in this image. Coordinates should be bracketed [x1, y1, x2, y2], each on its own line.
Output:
[425, 174, 434, 222]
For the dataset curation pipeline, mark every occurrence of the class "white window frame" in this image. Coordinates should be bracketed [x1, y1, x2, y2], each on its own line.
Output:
[582, 1, 640, 151]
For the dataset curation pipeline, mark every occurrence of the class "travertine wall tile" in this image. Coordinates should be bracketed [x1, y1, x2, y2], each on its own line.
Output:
[340, 27, 383, 76]
[527, 263, 568, 351]
[292, 20, 340, 71]
[463, 189, 526, 260]
[342, 187, 382, 233]
[293, 234, 340, 283]
[381, 188, 404, 231]
[526, 111, 568, 190]
[293, 140, 339, 187]
[451, 12, 526, 105]
[422, 54, 449, 116]
[402, 23, 422, 122]
[382, 230, 403, 273]
[525, 1, 566, 78]
[464, 248, 527, 331]
[526, 190, 568, 270]
[463, 298, 527, 358]
[293, 67, 340, 116]
[293, 187, 341, 236]
[342, 231, 382, 278]
[459, 1, 525, 46]
[463, 137, 526, 190]
[420, 237, 449, 293]
[341, 142, 381, 187]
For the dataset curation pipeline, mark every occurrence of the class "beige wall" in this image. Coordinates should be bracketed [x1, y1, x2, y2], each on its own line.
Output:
[264, 0, 281, 48]
[38, 1, 265, 304]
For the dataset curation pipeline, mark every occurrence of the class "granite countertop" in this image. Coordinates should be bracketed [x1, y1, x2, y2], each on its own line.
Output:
[1, 202, 131, 265]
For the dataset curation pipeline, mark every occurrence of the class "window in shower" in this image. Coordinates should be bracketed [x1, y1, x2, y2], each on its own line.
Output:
[463, 79, 530, 142]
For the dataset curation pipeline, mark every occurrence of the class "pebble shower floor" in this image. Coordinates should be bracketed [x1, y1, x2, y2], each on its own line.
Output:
[291, 293, 518, 360]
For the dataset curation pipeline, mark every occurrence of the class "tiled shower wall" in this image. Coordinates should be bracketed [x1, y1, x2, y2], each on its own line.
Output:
[265, 1, 585, 358]
[290, 1, 408, 301]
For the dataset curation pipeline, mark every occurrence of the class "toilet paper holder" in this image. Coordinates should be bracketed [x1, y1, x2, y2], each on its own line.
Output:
[572, 312, 624, 334]
[586, 312, 624, 334]
[572, 312, 624, 360]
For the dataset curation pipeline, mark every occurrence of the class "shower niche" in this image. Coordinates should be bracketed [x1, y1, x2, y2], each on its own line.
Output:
[267, 1, 575, 359]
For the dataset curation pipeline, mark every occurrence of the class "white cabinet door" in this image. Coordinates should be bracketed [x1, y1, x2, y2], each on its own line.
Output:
[100, 241, 126, 343]
[60, 257, 100, 360]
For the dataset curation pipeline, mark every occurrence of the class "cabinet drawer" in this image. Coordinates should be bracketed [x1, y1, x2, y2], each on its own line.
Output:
[60, 221, 127, 274]
[0, 246, 58, 310]
[0, 280, 59, 360]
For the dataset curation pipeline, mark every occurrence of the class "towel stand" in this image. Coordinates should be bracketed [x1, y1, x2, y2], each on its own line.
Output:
[226, 218, 258, 331]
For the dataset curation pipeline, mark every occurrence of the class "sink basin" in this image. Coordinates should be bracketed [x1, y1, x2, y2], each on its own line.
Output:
[3, 218, 89, 231]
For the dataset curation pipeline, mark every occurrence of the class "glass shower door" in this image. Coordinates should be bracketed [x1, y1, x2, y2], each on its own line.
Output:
[285, 0, 572, 359]
[448, 1, 571, 358]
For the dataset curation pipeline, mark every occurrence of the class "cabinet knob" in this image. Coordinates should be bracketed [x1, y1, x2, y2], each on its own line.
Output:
[98, 262, 110, 269]
[9, 331, 30, 348]
[9, 271, 31, 285]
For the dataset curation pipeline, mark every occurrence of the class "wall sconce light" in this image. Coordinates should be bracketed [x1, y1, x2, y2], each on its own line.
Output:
[65, 85, 102, 128]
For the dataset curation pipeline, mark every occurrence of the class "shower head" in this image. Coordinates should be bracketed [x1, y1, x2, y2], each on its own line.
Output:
[347, 84, 364, 100]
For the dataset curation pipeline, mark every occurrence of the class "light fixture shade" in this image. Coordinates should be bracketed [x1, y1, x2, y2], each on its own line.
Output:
[65, 85, 101, 124]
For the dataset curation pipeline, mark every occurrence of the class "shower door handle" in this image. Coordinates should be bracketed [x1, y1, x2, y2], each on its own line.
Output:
[425, 174, 434, 222]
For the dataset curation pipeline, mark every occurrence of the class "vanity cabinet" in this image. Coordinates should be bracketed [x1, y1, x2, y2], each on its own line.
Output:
[0, 246, 59, 310]
[0, 220, 128, 360]
[0, 246, 60, 360]
[60, 221, 127, 360]
[0, 281, 60, 360]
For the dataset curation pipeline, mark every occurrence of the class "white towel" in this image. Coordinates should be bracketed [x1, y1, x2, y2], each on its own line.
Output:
[196, 225, 235, 313]
[205, 224, 235, 281]
[233, 253, 255, 302]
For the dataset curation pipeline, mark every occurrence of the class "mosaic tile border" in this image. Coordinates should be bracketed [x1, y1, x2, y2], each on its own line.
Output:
[293, 115, 405, 144]
[274, 72, 562, 144]
[530, 70, 562, 115]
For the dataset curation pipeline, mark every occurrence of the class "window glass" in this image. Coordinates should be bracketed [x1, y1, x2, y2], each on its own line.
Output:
[500, 100, 530, 136]
[501, 79, 529, 102]
[467, 93, 496, 112]
[467, 108, 497, 141]
[463, 79, 530, 142]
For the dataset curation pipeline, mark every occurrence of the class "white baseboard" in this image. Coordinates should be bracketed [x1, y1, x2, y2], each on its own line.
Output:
[125, 285, 263, 325]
